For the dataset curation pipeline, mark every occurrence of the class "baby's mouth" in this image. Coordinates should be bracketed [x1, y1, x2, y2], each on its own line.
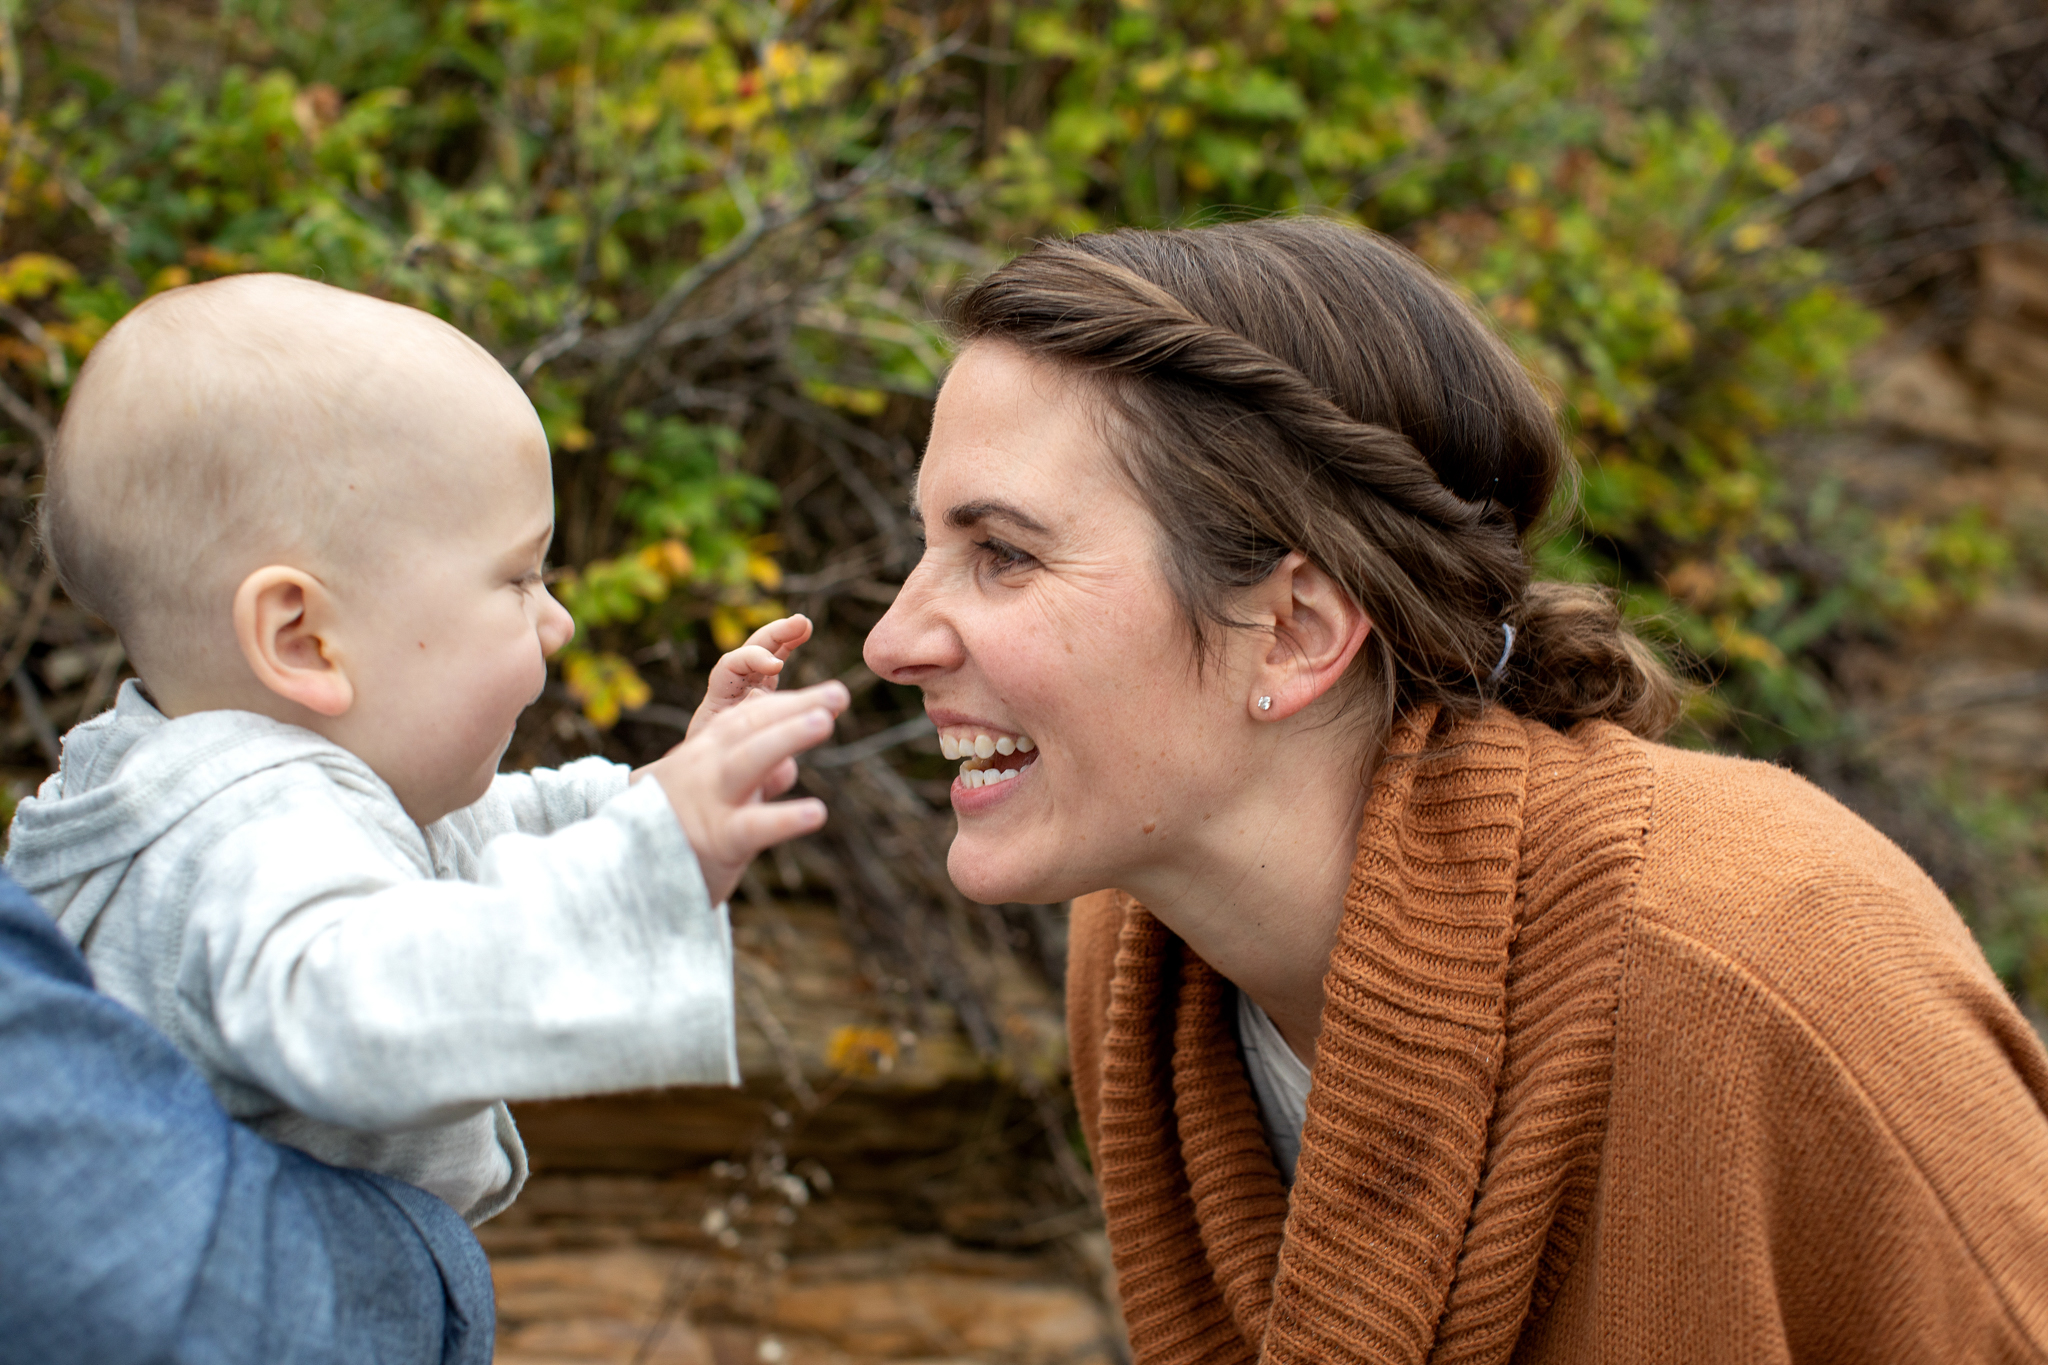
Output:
[940, 727, 1039, 789]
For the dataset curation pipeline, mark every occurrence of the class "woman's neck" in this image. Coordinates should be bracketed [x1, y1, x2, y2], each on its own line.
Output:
[1116, 728, 1372, 1067]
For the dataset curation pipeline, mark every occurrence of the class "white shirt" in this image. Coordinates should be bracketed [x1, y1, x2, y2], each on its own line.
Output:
[8, 681, 739, 1223]
[1236, 986, 1312, 1184]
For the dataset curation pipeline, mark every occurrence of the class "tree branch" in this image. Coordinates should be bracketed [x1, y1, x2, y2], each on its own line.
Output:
[0, 376, 53, 456]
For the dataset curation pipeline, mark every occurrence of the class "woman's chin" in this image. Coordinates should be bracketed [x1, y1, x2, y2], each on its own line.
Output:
[946, 836, 1062, 907]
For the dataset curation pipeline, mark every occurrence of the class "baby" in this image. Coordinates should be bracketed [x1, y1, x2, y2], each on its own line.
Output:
[4, 274, 847, 1223]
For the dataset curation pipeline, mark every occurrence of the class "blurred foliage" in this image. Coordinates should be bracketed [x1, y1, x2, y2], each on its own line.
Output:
[0, 0, 2010, 743]
[0, 0, 2035, 1017]
[1951, 783, 2048, 1024]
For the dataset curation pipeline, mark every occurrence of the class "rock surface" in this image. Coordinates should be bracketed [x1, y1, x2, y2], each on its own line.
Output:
[481, 899, 1122, 1364]
[1852, 239, 2048, 800]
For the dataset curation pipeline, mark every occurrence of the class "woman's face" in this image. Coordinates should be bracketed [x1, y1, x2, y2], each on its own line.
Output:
[864, 342, 1263, 906]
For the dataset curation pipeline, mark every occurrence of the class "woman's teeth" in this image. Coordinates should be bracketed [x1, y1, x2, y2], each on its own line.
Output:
[940, 728, 1039, 790]
[939, 731, 1035, 761]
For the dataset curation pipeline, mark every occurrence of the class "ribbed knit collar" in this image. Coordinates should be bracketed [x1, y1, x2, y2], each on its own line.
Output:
[1091, 706, 1654, 1365]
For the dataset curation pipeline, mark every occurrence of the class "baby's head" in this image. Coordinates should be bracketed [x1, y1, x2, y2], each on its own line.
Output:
[45, 274, 574, 823]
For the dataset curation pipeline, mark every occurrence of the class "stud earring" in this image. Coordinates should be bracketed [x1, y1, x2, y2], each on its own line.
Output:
[1256, 696, 1272, 711]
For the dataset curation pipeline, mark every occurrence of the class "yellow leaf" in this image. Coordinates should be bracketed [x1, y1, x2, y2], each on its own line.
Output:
[1732, 222, 1776, 253]
[745, 552, 782, 590]
[1749, 142, 1799, 191]
[0, 252, 78, 304]
[826, 1025, 899, 1076]
[804, 380, 887, 415]
[1133, 57, 1176, 94]
[148, 265, 192, 295]
[710, 606, 747, 650]
[639, 538, 695, 580]
[562, 649, 651, 729]
[184, 245, 255, 275]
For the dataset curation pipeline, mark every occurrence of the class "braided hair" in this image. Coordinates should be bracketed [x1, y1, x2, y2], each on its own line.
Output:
[952, 217, 1682, 742]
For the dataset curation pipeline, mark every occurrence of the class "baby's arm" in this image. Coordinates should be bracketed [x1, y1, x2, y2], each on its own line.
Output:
[436, 615, 820, 853]
[689, 615, 812, 739]
[188, 681, 849, 1131]
[436, 756, 627, 857]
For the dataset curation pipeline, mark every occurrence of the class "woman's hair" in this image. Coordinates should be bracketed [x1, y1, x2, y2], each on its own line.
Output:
[951, 216, 1683, 742]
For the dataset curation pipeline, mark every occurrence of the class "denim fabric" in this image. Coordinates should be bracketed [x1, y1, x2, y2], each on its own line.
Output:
[0, 869, 495, 1365]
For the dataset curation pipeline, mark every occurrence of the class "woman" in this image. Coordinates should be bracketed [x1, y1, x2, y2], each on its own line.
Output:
[862, 217, 2048, 1364]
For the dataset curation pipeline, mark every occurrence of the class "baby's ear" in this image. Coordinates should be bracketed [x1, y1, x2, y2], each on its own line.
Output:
[233, 566, 354, 717]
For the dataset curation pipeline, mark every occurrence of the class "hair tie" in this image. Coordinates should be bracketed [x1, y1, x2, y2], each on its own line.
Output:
[1488, 623, 1516, 684]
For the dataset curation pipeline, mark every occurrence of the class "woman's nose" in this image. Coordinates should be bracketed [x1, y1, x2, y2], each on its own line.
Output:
[863, 567, 963, 684]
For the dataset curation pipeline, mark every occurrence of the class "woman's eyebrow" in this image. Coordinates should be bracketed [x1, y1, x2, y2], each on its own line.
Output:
[943, 500, 1049, 534]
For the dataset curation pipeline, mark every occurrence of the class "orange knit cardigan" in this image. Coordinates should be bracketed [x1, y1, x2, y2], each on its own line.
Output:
[1066, 708, 2048, 1364]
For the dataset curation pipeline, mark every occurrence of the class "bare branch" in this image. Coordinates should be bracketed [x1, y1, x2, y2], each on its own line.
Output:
[808, 713, 930, 768]
[599, 180, 784, 382]
[514, 297, 590, 383]
[0, 376, 53, 456]
[0, 302, 68, 385]
[11, 667, 58, 770]
[0, 564, 56, 685]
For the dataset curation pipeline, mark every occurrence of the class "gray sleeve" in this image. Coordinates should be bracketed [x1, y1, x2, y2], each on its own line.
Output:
[427, 757, 632, 872]
[185, 778, 737, 1132]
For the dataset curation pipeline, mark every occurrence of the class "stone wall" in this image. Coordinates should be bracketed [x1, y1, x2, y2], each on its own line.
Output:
[482, 899, 1123, 1365]
[1857, 239, 2048, 795]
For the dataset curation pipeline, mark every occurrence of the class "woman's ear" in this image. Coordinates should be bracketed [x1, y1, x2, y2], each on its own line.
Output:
[1247, 552, 1371, 721]
[232, 566, 355, 718]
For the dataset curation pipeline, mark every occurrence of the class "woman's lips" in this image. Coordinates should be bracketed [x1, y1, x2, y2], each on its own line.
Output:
[951, 751, 1037, 810]
[928, 713, 1041, 807]
[955, 749, 1040, 788]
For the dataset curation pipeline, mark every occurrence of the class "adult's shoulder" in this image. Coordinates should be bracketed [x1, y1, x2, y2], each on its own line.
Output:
[1592, 741, 2048, 1350]
[1631, 740, 1989, 981]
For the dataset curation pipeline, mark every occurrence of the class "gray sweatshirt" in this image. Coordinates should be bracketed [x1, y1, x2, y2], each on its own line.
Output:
[6, 681, 739, 1223]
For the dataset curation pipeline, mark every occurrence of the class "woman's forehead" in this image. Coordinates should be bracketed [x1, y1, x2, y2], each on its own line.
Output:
[917, 345, 1123, 522]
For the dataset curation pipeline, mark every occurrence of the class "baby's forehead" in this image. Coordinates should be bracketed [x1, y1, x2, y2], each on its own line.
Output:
[72, 275, 543, 521]
[122, 277, 528, 439]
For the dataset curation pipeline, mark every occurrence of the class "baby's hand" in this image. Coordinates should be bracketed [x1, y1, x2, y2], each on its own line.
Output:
[642, 679, 850, 905]
[689, 615, 813, 739]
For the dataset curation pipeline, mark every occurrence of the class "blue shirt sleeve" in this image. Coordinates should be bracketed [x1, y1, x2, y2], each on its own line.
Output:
[0, 871, 494, 1365]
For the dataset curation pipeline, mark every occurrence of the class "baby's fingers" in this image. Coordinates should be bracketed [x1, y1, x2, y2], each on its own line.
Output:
[713, 645, 786, 692]
[707, 678, 850, 735]
[725, 797, 828, 856]
[716, 707, 837, 802]
[761, 755, 800, 800]
[745, 614, 812, 661]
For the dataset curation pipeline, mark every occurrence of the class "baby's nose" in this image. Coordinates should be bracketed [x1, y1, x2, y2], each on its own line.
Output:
[537, 590, 576, 655]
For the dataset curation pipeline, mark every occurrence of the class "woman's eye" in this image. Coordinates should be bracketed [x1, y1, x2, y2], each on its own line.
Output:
[974, 538, 1034, 576]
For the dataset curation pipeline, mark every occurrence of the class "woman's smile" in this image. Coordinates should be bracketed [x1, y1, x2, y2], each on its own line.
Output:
[932, 719, 1041, 802]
